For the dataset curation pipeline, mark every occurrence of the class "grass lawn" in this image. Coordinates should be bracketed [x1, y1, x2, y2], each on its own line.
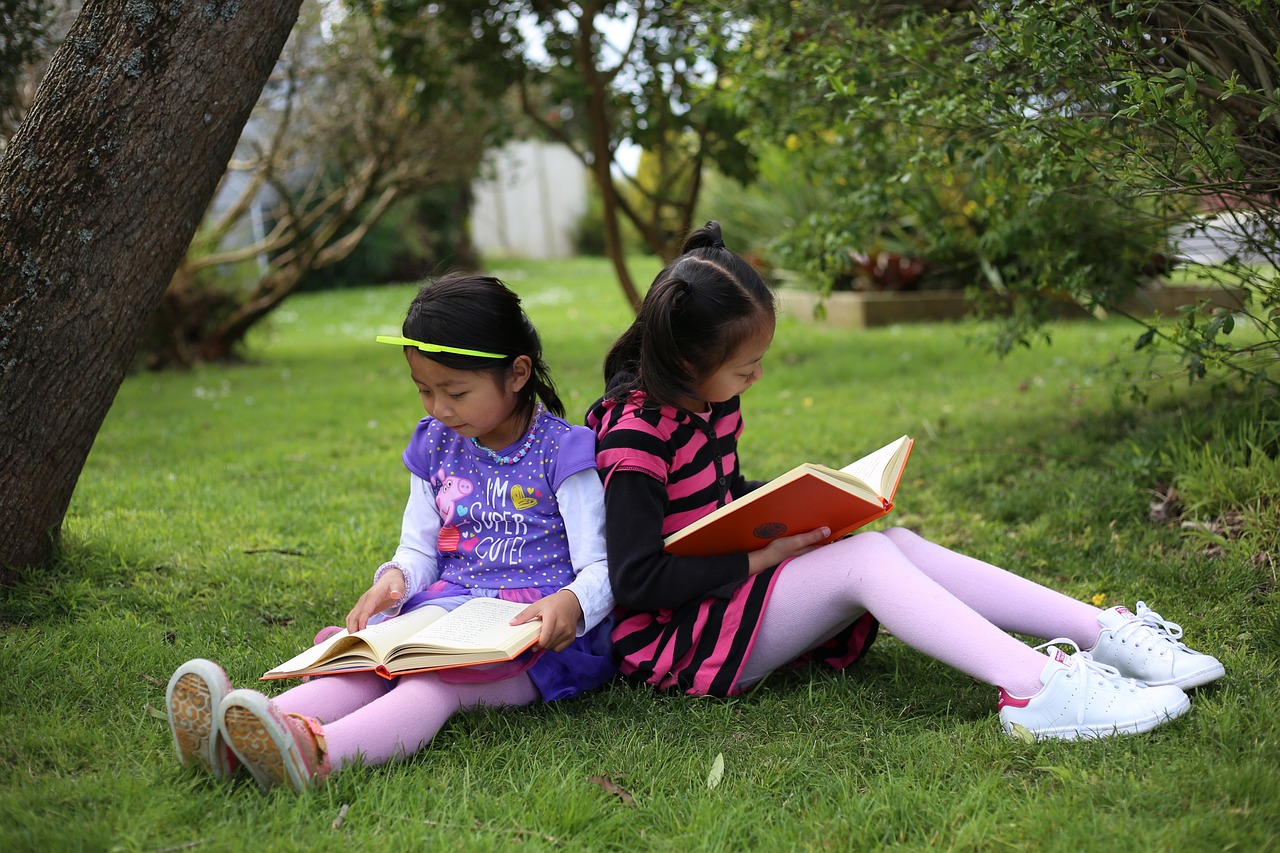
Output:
[3, 256, 1278, 851]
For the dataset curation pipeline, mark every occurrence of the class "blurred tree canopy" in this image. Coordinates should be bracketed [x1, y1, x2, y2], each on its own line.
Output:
[361, 0, 755, 307]
[730, 0, 1278, 384]
[0, 0, 50, 142]
[1, 0, 75, 147]
[144, 5, 496, 366]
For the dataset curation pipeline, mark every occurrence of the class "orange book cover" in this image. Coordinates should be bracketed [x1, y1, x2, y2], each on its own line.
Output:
[663, 435, 914, 558]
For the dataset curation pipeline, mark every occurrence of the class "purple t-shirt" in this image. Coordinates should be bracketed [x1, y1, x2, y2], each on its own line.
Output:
[402, 408, 597, 591]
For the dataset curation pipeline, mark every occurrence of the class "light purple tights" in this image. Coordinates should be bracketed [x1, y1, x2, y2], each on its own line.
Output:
[735, 527, 1106, 696]
[271, 669, 539, 770]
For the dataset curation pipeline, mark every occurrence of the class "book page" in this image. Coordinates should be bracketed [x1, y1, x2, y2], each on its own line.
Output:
[265, 631, 357, 676]
[346, 605, 450, 655]
[263, 605, 449, 678]
[407, 597, 535, 651]
[838, 436, 909, 496]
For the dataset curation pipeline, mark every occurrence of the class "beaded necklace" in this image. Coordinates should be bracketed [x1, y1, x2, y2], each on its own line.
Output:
[470, 402, 544, 465]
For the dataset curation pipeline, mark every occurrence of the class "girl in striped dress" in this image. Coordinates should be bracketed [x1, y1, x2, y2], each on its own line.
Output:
[585, 221, 1224, 741]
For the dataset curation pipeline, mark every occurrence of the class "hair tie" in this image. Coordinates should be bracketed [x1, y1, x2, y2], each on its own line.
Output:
[711, 238, 725, 249]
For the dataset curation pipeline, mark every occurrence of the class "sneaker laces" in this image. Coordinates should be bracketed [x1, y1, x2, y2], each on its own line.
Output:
[1035, 637, 1142, 725]
[1112, 601, 1188, 654]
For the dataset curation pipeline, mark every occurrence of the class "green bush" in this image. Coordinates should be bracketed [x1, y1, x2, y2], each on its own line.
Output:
[729, 0, 1279, 385]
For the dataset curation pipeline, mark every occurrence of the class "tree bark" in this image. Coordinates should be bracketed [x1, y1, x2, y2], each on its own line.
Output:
[573, 8, 642, 311]
[0, 0, 304, 573]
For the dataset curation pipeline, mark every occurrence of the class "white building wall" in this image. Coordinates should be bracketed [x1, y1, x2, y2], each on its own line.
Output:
[1171, 210, 1275, 266]
[472, 140, 589, 260]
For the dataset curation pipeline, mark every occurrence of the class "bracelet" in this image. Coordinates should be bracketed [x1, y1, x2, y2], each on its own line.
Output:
[373, 561, 411, 602]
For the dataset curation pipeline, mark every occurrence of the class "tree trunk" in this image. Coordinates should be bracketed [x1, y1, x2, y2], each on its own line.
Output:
[573, 9, 641, 312]
[0, 0, 304, 573]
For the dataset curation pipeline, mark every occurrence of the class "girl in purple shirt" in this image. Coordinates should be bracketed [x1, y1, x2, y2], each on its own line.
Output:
[165, 274, 614, 792]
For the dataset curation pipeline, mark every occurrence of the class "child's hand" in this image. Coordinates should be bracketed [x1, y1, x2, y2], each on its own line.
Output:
[511, 589, 583, 652]
[747, 527, 831, 575]
[345, 568, 406, 633]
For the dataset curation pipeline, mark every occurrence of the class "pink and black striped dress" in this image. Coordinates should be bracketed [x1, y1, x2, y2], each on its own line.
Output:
[586, 385, 878, 697]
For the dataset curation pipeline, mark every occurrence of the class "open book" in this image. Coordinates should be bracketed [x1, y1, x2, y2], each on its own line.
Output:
[663, 435, 914, 558]
[260, 597, 541, 681]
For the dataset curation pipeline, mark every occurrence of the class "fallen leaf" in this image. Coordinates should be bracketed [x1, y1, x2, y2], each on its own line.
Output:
[588, 774, 635, 807]
[706, 752, 724, 789]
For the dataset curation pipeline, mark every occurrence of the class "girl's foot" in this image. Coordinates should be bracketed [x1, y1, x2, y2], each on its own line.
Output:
[218, 689, 330, 793]
[1089, 602, 1225, 689]
[166, 658, 240, 779]
[998, 640, 1191, 741]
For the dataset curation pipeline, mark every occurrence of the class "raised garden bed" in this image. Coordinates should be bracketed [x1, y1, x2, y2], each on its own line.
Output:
[777, 285, 1247, 328]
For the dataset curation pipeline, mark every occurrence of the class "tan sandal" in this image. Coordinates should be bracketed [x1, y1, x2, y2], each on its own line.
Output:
[166, 658, 239, 779]
[218, 689, 331, 792]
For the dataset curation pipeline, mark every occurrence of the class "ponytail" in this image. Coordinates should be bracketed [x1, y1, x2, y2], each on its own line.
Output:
[604, 221, 774, 408]
[517, 311, 566, 418]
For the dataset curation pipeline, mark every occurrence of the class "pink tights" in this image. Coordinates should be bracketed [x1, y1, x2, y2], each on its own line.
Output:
[736, 527, 1106, 696]
[272, 670, 539, 770]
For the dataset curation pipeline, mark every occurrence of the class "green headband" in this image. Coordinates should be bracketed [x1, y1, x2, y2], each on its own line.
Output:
[375, 335, 506, 359]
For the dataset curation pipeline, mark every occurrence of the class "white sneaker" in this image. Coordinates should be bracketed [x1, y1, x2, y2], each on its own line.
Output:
[999, 640, 1191, 741]
[1089, 602, 1225, 689]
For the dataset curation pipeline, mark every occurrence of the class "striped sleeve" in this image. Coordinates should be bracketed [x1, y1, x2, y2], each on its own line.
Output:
[592, 397, 680, 486]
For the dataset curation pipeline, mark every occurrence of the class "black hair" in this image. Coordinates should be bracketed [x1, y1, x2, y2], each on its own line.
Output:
[401, 273, 565, 418]
[603, 221, 775, 408]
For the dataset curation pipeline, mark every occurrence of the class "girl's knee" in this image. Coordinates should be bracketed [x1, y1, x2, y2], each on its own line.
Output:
[880, 526, 920, 547]
[832, 529, 898, 558]
[794, 532, 901, 582]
